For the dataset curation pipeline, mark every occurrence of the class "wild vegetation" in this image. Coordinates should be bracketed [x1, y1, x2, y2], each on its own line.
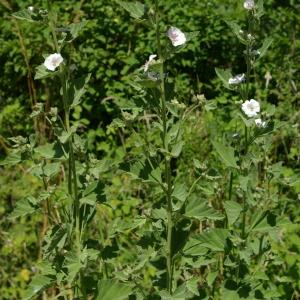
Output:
[0, 0, 299, 299]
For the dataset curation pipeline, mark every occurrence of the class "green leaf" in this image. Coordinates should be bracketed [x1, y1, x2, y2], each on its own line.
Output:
[69, 73, 91, 108]
[255, 0, 265, 18]
[10, 197, 38, 219]
[68, 21, 88, 41]
[193, 228, 230, 252]
[12, 9, 35, 22]
[116, 1, 145, 19]
[34, 64, 57, 80]
[80, 181, 106, 205]
[42, 162, 61, 177]
[215, 67, 232, 90]
[172, 183, 188, 203]
[96, 280, 132, 300]
[224, 201, 243, 226]
[207, 271, 218, 287]
[225, 20, 245, 44]
[34, 142, 65, 160]
[43, 224, 69, 255]
[185, 198, 224, 221]
[171, 140, 184, 157]
[65, 251, 84, 283]
[212, 140, 238, 169]
[160, 284, 190, 299]
[186, 278, 199, 296]
[23, 275, 54, 300]
[258, 37, 273, 59]
[0, 151, 22, 166]
[183, 238, 208, 256]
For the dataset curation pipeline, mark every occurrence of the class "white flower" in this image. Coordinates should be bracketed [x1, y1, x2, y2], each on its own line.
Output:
[229, 74, 245, 85]
[244, 0, 255, 10]
[28, 6, 34, 12]
[242, 99, 260, 117]
[255, 118, 266, 127]
[167, 27, 186, 47]
[44, 53, 63, 71]
[143, 54, 157, 72]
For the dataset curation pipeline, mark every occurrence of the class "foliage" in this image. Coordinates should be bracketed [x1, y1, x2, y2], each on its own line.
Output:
[0, 0, 299, 299]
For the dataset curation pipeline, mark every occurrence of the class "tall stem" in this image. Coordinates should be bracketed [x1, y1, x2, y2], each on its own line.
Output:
[48, 5, 83, 296]
[155, 0, 173, 293]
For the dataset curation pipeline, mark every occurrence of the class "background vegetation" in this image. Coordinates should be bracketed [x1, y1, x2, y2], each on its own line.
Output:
[0, 0, 299, 299]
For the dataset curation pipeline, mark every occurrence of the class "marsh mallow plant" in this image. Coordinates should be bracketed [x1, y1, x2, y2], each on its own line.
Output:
[1, 0, 292, 299]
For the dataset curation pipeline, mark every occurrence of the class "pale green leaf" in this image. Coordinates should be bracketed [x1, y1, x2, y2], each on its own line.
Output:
[171, 140, 184, 157]
[34, 64, 57, 80]
[69, 73, 91, 108]
[185, 198, 224, 221]
[96, 280, 132, 300]
[10, 197, 38, 219]
[0, 151, 22, 166]
[215, 67, 232, 90]
[258, 37, 273, 59]
[34, 142, 65, 160]
[68, 21, 88, 41]
[117, 1, 145, 19]
[224, 201, 243, 226]
[212, 140, 238, 169]
[193, 228, 230, 252]
[12, 9, 35, 22]
[23, 275, 54, 300]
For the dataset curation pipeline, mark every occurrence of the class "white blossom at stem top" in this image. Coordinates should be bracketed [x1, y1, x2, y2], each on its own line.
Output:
[244, 0, 255, 10]
[229, 74, 245, 85]
[44, 53, 63, 71]
[242, 99, 260, 117]
[28, 6, 34, 12]
[143, 54, 157, 72]
[167, 27, 187, 47]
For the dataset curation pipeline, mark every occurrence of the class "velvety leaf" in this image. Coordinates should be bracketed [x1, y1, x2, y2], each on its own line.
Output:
[34, 142, 65, 160]
[171, 140, 184, 157]
[116, 1, 145, 19]
[23, 275, 54, 300]
[68, 21, 88, 41]
[0, 151, 22, 166]
[224, 201, 243, 226]
[34, 64, 57, 80]
[185, 198, 224, 221]
[193, 229, 230, 252]
[69, 73, 91, 108]
[43, 224, 69, 255]
[96, 280, 132, 300]
[212, 140, 238, 169]
[12, 9, 35, 22]
[10, 197, 38, 219]
[215, 67, 232, 90]
[258, 37, 273, 59]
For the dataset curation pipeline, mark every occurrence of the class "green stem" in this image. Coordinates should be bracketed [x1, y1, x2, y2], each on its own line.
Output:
[155, 0, 173, 294]
[48, 6, 83, 296]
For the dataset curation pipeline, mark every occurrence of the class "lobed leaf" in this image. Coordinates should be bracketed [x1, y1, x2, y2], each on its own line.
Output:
[185, 198, 224, 221]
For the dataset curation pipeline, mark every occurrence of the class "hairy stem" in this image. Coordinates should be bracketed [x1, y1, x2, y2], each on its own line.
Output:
[48, 5, 83, 296]
[155, 0, 173, 293]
